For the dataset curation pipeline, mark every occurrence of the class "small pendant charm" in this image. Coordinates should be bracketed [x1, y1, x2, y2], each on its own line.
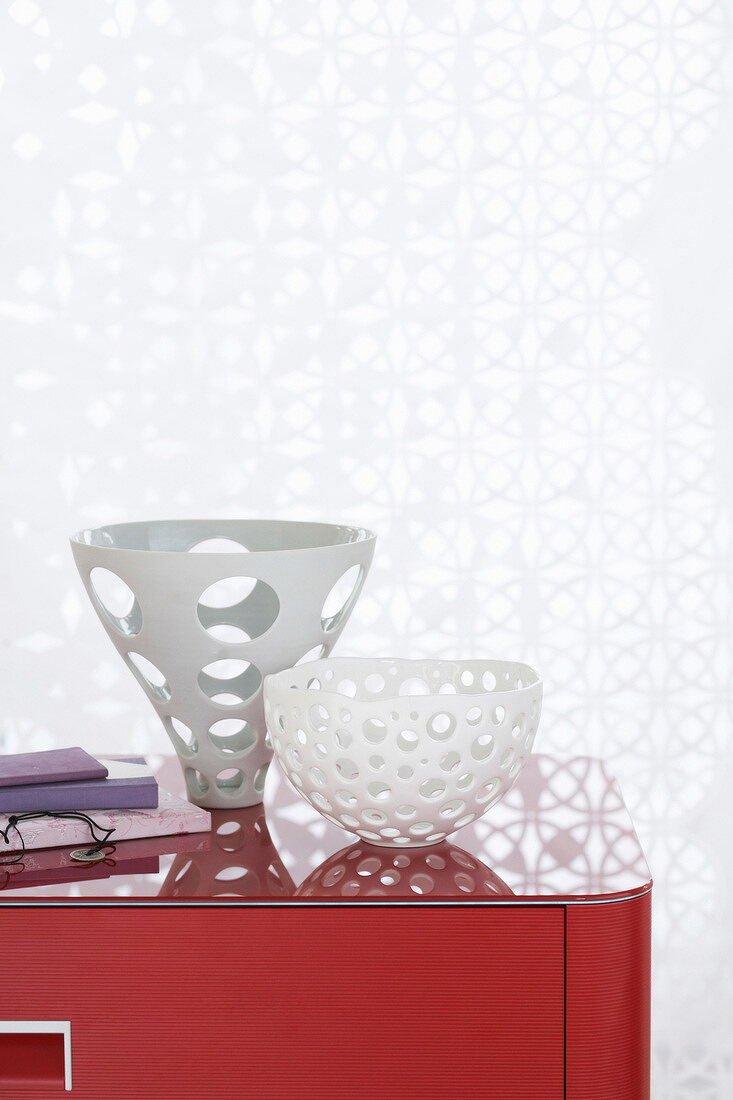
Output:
[70, 847, 107, 863]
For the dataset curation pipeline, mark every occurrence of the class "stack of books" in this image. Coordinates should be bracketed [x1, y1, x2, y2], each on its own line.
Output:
[0, 747, 210, 853]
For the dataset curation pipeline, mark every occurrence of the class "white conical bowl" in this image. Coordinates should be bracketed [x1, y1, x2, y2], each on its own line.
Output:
[71, 520, 375, 808]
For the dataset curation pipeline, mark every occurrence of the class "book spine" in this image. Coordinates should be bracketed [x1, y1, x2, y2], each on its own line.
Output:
[0, 811, 210, 851]
[0, 786, 159, 814]
[0, 767, 106, 787]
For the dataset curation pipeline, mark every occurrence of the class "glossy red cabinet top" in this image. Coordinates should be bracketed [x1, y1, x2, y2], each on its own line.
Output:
[0, 754, 651, 904]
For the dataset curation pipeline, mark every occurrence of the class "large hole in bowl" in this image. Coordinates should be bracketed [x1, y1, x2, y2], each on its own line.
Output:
[198, 659, 262, 706]
[208, 718, 257, 756]
[216, 768, 246, 796]
[185, 768, 210, 798]
[126, 652, 171, 702]
[90, 567, 142, 636]
[321, 565, 363, 632]
[189, 538, 249, 553]
[171, 859, 201, 895]
[216, 820, 245, 852]
[163, 716, 198, 757]
[197, 577, 279, 643]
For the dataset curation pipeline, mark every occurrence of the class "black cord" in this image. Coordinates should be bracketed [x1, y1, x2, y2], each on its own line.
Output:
[0, 811, 116, 866]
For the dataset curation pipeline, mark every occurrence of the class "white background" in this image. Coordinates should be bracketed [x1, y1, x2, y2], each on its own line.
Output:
[1, 2, 732, 1094]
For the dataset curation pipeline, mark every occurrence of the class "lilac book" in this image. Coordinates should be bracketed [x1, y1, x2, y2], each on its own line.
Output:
[0, 757, 158, 813]
[0, 747, 108, 787]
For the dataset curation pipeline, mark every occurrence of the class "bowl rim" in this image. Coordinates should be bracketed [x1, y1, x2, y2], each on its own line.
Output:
[265, 656, 542, 703]
[69, 518, 377, 556]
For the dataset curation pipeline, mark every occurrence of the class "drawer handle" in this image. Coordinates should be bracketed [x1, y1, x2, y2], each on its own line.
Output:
[0, 1021, 71, 1091]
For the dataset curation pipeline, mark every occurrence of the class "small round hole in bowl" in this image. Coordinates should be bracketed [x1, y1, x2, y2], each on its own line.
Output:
[471, 733, 495, 762]
[336, 758, 360, 782]
[397, 730, 418, 752]
[427, 712, 456, 742]
[365, 673, 385, 694]
[363, 718, 387, 744]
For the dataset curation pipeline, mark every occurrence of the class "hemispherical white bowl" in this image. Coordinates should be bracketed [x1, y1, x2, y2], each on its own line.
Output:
[264, 657, 542, 847]
[70, 520, 375, 809]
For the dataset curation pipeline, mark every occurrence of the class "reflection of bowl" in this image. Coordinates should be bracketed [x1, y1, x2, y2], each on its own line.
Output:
[158, 805, 295, 898]
[71, 520, 375, 809]
[265, 657, 542, 848]
[297, 841, 513, 899]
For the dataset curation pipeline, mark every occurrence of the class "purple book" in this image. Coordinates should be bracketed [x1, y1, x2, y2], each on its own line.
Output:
[0, 747, 108, 788]
[0, 757, 158, 813]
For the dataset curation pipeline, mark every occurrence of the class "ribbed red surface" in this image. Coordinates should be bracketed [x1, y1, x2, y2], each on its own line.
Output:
[566, 892, 651, 1099]
[1, 906, 564, 1099]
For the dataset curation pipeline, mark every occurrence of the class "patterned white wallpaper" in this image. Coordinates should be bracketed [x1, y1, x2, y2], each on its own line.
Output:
[1, 2, 732, 1094]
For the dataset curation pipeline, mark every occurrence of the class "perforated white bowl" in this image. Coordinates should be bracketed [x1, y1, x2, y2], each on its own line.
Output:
[264, 657, 542, 848]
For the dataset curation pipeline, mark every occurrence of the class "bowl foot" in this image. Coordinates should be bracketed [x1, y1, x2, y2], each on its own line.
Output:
[357, 837, 448, 850]
[174, 756, 271, 811]
[186, 789, 266, 811]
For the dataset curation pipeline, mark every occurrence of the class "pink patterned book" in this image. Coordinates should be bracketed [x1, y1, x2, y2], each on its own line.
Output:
[0, 788, 210, 853]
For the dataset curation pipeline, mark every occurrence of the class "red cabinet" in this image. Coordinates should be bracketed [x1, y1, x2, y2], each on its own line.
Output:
[0, 755, 651, 1098]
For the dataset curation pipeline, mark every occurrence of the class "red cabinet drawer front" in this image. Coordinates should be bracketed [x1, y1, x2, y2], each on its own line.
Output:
[566, 892, 651, 1100]
[1, 906, 564, 1099]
